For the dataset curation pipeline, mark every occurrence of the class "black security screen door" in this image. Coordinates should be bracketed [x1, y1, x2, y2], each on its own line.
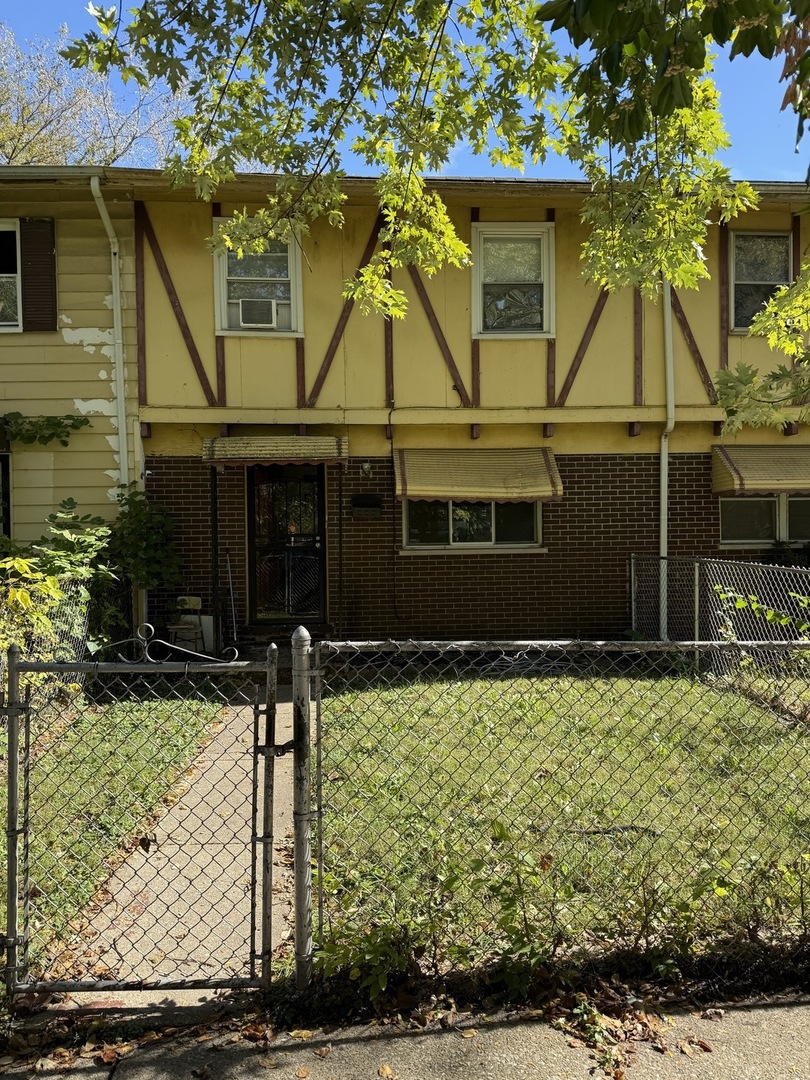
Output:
[249, 465, 325, 621]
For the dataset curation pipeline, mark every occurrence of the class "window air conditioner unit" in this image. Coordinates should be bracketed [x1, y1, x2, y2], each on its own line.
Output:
[239, 298, 277, 328]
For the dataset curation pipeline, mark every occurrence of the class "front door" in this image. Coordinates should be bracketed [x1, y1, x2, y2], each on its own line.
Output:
[249, 464, 325, 622]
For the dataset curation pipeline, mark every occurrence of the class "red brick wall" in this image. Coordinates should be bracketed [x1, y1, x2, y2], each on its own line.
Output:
[144, 457, 246, 638]
[145, 451, 757, 641]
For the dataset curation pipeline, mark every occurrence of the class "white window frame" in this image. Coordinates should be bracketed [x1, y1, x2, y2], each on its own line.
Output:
[730, 231, 792, 332]
[471, 222, 555, 339]
[720, 494, 810, 546]
[213, 220, 303, 336]
[0, 218, 22, 333]
[401, 498, 545, 553]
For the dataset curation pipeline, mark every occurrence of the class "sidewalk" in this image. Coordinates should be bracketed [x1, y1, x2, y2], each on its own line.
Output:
[6, 993, 810, 1078]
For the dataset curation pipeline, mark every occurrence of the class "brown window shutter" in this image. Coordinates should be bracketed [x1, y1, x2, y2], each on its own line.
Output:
[19, 218, 57, 332]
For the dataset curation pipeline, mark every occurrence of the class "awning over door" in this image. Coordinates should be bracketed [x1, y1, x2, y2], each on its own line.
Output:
[712, 445, 810, 495]
[394, 448, 562, 502]
[202, 436, 348, 465]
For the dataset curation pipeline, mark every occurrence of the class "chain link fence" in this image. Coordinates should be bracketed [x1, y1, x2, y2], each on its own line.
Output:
[631, 555, 810, 641]
[312, 639, 810, 992]
[4, 651, 279, 993]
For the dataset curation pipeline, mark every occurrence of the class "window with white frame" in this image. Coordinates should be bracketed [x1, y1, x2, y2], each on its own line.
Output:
[405, 499, 541, 548]
[471, 222, 554, 337]
[0, 218, 56, 333]
[214, 227, 302, 334]
[731, 232, 791, 330]
[0, 220, 21, 330]
[720, 495, 810, 543]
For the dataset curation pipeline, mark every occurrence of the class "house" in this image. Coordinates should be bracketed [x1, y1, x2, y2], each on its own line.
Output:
[1, 165, 808, 646]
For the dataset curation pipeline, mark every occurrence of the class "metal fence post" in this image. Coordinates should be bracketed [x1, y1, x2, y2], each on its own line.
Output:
[5, 645, 21, 997]
[292, 626, 313, 991]
[693, 562, 701, 673]
[259, 644, 278, 990]
[629, 554, 637, 635]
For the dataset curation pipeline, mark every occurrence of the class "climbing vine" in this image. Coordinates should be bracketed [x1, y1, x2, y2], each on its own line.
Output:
[1, 412, 90, 447]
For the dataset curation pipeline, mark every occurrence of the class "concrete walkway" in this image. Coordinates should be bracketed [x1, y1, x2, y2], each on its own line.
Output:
[64, 686, 295, 999]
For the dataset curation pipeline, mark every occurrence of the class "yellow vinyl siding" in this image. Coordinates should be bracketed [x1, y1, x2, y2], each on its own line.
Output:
[0, 183, 136, 540]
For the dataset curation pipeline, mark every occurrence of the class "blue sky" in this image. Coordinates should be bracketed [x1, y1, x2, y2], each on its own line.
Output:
[1, 1, 805, 182]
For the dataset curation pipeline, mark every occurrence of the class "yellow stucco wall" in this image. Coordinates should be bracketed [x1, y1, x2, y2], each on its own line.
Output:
[139, 185, 806, 443]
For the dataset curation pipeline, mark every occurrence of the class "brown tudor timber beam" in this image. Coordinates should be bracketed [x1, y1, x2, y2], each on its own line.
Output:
[305, 214, 384, 408]
[137, 202, 217, 407]
[669, 288, 718, 404]
[555, 289, 609, 408]
[408, 265, 473, 408]
[215, 336, 226, 406]
[719, 223, 729, 370]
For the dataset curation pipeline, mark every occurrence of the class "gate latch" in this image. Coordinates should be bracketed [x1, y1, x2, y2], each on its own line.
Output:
[258, 740, 295, 758]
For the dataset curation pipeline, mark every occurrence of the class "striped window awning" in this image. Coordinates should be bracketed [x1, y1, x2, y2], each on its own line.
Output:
[712, 445, 810, 495]
[202, 436, 348, 465]
[394, 448, 562, 502]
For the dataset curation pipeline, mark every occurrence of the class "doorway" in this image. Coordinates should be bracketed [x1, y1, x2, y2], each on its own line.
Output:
[248, 464, 325, 622]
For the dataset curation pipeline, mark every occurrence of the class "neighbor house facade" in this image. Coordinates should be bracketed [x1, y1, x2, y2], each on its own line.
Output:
[0, 166, 807, 646]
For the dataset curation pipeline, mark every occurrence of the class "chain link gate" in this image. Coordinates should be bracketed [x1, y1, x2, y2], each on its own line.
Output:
[3, 640, 286, 995]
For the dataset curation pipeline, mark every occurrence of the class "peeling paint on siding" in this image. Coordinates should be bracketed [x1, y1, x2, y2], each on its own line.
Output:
[61, 327, 114, 354]
[74, 398, 117, 418]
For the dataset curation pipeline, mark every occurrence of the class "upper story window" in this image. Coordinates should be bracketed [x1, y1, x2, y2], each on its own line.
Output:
[731, 232, 791, 330]
[471, 222, 555, 338]
[0, 218, 56, 334]
[214, 225, 303, 335]
[0, 221, 21, 330]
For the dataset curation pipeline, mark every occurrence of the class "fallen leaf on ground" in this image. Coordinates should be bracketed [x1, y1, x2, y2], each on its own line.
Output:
[378, 1066, 398, 1078]
[289, 1029, 313, 1041]
[295, 1068, 310, 1078]
[701, 1008, 724, 1022]
[679, 1036, 713, 1056]
[460, 1029, 477, 1039]
[242, 1023, 270, 1041]
[34, 1058, 62, 1073]
[313, 1044, 332, 1059]
[258, 1057, 279, 1069]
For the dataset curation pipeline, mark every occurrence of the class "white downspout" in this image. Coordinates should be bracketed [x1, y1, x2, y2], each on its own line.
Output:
[659, 278, 676, 640]
[90, 175, 130, 488]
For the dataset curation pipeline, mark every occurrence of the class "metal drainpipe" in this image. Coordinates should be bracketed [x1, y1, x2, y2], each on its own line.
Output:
[659, 278, 676, 640]
[90, 175, 130, 488]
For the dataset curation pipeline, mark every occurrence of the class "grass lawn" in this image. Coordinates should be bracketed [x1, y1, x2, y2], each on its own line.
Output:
[316, 663, 810, 991]
[1, 683, 224, 977]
